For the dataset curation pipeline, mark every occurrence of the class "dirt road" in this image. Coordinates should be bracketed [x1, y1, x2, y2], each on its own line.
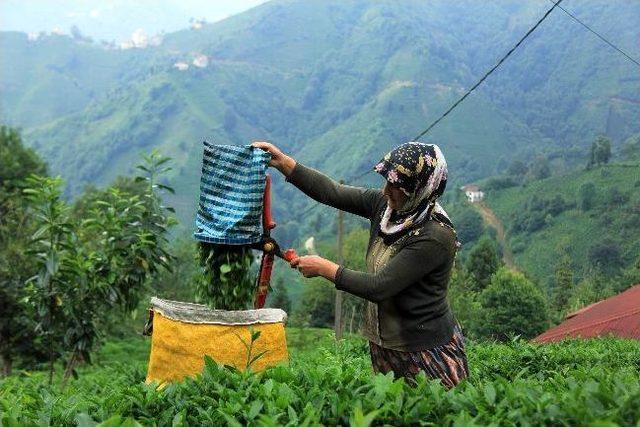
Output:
[474, 202, 518, 270]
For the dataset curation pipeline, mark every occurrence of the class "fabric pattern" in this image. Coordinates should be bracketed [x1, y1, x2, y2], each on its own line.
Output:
[374, 142, 453, 236]
[368, 323, 469, 388]
[194, 142, 270, 244]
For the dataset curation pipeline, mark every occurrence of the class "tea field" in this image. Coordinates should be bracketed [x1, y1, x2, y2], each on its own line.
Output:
[1, 329, 639, 426]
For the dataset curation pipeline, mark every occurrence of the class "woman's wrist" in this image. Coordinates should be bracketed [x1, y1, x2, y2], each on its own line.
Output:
[278, 155, 297, 177]
[321, 259, 340, 283]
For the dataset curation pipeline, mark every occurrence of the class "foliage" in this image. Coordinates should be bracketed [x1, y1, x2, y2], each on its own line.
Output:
[509, 194, 572, 234]
[464, 236, 501, 292]
[526, 155, 551, 181]
[152, 238, 199, 302]
[587, 135, 612, 168]
[551, 255, 574, 315]
[454, 208, 484, 245]
[0, 126, 47, 194]
[447, 264, 482, 338]
[621, 134, 640, 160]
[23, 176, 79, 383]
[292, 278, 336, 328]
[1, 333, 639, 426]
[195, 243, 255, 310]
[579, 181, 596, 211]
[588, 239, 624, 275]
[482, 176, 519, 191]
[2, 150, 175, 380]
[268, 278, 291, 313]
[478, 268, 550, 341]
[0, 126, 48, 376]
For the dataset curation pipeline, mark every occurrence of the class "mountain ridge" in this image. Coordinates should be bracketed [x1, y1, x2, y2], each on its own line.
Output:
[2, 0, 639, 242]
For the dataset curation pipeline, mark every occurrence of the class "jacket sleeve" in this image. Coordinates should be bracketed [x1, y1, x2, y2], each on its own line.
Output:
[286, 162, 383, 220]
[334, 238, 448, 302]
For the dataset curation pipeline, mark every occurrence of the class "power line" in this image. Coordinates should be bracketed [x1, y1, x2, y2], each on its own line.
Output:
[412, 0, 566, 141]
[548, 0, 640, 69]
[299, 0, 567, 215]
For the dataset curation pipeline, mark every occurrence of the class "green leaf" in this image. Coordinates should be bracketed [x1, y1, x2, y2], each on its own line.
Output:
[350, 406, 380, 427]
[75, 413, 98, 427]
[484, 383, 496, 405]
[172, 410, 187, 427]
[247, 400, 263, 420]
[249, 350, 268, 367]
[217, 411, 242, 427]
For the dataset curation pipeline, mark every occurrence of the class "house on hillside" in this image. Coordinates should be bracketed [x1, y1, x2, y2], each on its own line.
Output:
[533, 285, 640, 343]
[460, 185, 485, 203]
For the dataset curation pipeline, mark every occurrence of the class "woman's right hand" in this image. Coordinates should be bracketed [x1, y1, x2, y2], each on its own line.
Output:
[252, 141, 297, 177]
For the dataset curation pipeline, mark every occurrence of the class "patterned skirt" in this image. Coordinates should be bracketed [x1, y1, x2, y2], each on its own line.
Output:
[368, 324, 469, 388]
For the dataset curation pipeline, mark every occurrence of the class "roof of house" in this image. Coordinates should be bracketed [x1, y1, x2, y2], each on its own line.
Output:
[534, 285, 640, 343]
[460, 185, 480, 192]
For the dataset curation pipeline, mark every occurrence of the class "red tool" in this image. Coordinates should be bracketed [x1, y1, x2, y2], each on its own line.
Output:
[251, 174, 297, 309]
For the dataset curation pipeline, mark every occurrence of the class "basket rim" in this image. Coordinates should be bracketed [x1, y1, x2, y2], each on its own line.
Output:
[150, 297, 287, 325]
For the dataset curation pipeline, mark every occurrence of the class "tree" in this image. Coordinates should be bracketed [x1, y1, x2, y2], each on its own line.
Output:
[24, 176, 78, 384]
[621, 134, 640, 161]
[456, 208, 484, 245]
[506, 160, 529, 177]
[478, 268, 550, 340]
[13, 150, 175, 381]
[0, 126, 47, 377]
[579, 182, 596, 211]
[297, 277, 335, 328]
[447, 263, 482, 338]
[528, 156, 551, 181]
[552, 255, 574, 313]
[588, 239, 623, 275]
[269, 278, 291, 314]
[465, 236, 502, 291]
[587, 135, 612, 168]
[566, 273, 607, 313]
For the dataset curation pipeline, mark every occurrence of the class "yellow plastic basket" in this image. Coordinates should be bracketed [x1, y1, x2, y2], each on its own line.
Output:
[145, 297, 288, 384]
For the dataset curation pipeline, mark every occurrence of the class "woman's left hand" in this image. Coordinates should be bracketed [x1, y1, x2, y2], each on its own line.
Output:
[290, 255, 339, 281]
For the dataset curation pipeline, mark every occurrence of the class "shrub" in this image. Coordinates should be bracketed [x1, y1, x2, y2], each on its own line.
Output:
[478, 268, 550, 340]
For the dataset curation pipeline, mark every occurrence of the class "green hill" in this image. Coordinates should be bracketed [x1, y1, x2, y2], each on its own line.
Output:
[482, 162, 640, 286]
[1, 0, 639, 244]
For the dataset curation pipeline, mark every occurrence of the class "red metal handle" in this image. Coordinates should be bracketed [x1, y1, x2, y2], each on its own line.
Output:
[254, 252, 275, 309]
[263, 174, 276, 231]
[283, 249, 298, 262]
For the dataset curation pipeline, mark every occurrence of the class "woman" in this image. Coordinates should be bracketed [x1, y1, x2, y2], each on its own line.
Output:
[253, 141, 468, 388]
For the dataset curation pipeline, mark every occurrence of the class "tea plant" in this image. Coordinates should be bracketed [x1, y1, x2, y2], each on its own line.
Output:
[1, 333, 639, 426]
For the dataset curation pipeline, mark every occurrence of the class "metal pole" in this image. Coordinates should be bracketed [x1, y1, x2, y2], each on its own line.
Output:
[334, 180, 345, 340]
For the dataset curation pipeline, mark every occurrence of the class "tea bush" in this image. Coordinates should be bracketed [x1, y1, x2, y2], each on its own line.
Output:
[1, 332, 639, 426]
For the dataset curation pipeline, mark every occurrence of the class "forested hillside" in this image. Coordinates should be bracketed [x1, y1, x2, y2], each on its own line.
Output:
[1, 0, 639, 242]
[485, 160, 640, 286]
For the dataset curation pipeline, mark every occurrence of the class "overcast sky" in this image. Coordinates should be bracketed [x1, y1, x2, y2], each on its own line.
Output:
[0, 0, 269, 42]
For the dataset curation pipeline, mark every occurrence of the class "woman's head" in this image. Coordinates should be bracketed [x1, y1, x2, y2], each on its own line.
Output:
[374, 142, 448, 213]
[382, 181, 408, 211]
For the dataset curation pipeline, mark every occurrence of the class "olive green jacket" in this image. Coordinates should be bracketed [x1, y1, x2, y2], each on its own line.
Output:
[288, 163, 457, 351]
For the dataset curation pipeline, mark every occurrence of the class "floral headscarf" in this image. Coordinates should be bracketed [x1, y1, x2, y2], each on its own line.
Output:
[374, 142, 453, 236]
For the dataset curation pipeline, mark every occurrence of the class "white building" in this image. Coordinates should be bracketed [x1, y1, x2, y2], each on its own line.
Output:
[461, 185, 485, 203]
[193, 54, 209, 68]
[173, 62, 189, 71]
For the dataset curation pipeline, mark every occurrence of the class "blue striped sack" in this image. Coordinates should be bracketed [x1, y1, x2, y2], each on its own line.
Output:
[194, 142, 270, 244]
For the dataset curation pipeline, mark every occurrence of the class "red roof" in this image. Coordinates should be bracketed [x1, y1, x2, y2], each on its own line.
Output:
[534, 285, 640, 343]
